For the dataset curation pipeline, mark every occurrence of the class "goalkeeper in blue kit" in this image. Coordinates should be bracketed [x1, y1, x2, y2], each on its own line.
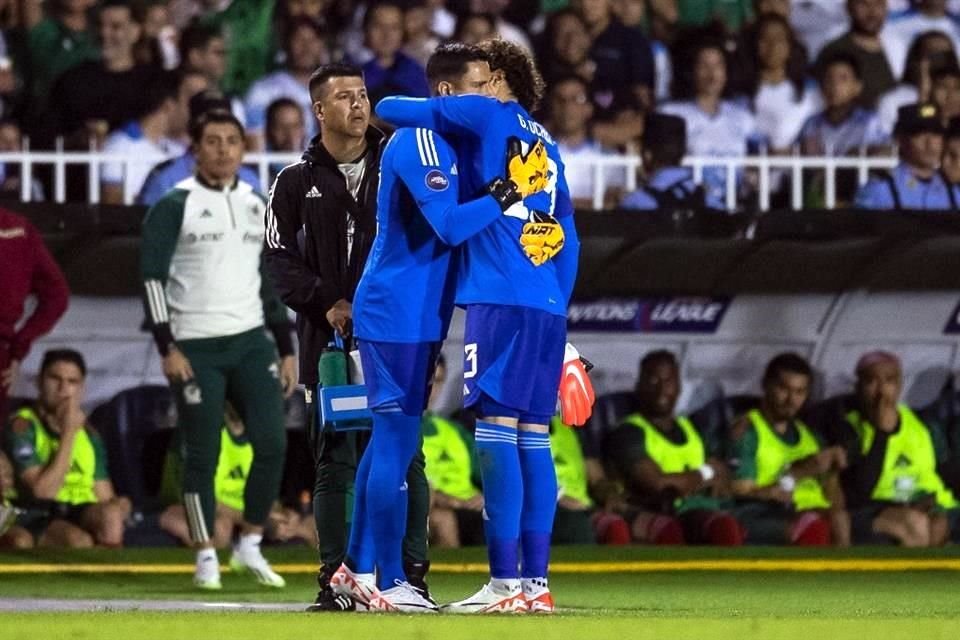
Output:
[376, 39, 596, 614]
[328, 43, 546, 613]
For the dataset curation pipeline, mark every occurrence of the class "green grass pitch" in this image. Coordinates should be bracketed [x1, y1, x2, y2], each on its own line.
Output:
[1, 546, 960, 639]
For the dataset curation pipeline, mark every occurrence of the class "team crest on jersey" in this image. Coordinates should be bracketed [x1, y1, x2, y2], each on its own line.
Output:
[183, 382, 203, 405]
[425, 169, 449, 191]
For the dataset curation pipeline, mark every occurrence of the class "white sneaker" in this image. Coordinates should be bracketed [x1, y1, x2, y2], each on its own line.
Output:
[375, 580, 440, 613]
[194, 550, 222, 590]
[442, 580, 528, 614]
[229, 536, 286, 588]
[522, 578, 555, 613]
[330, 563, 381, 608]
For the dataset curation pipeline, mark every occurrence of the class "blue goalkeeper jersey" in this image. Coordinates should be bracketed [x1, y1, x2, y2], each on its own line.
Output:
[353, 127, 504, 343]
[375, 95, 579, 317]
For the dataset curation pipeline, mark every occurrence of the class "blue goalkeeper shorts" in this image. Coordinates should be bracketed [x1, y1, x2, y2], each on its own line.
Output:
[358, 340, 441, 415]
[462, 303, 566, 423]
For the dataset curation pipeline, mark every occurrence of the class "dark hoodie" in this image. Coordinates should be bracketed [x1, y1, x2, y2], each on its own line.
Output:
[263, 126, 386, 385]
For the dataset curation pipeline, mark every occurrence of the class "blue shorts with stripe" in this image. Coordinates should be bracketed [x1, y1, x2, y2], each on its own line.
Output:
[358, 340, 441, 415]
[462, 304, 566, 423]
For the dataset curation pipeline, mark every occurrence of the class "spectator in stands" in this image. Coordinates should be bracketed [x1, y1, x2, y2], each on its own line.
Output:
[100, 71, 189, 205]
[538, 9, 595, 87]
[27, 0, 98, 120]
[729, 353, 849, 546]
[137, 0, 179, 70]
[452, 11, 496, 45]
[834, 351, 957, 545]
[141, 108, 296, 589]
[421, 355, 485, 549]
[3, 349, 131, 547]
[620, 113, 724, 211]
[674, 0, 754, 31]
[604, 351, 745, 546]
[877, 30, 957, 136]
[0, 449, 34, 548]
[0, 208, 69, 418]
[546, 75, 625, 208]
[574, 0, 654, 141]
[244, 17, 328, 151]
[469, 0, 533, 51]
[886, 0, 960, 68]
[931, 63, 960, 124]
[942, 117, 960, 196]
[816, 0, 899, 108]
[49, 0, 160, 145]
[137, 90, 262, 206]
[265, 97, 307, 168]
[0, 119, 44, 201]
[361, 2, 430, 100]
[610, 0, 672, 101]
[403, 0, 441, 67]
[745, 13, 821, 152]
[798, 53, 889, 156]
[178, 21, 245, 124]
[660, 41, 759, 208]
[855, 103, 956, 209]
[196, 1, 274, 97]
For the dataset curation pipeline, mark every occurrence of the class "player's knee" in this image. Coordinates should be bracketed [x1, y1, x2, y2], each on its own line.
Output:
[2, 528, 35, 549]
[65, 526, 95, 548]
[903, 510, 931, 547]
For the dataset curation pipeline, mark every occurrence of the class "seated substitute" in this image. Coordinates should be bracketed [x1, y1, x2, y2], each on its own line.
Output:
[421, 355, 485, 549]
[3, 349, 131, 547]
[855, 103, 956, 210]
[604, 350, 744, 546]
[0, 450, 34, 548]
[833, 352, 957, 546]
[729, 353, 849, 546]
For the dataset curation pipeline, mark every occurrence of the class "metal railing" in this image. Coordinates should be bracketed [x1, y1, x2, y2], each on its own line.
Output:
[0, 148, 899, 211]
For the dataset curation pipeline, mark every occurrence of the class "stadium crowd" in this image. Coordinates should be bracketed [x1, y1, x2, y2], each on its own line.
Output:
[0, 0, 955, 209]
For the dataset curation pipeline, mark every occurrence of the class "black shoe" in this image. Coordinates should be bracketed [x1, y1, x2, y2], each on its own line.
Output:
[404, 560, 437, 607]
[306, 585, 356, 612]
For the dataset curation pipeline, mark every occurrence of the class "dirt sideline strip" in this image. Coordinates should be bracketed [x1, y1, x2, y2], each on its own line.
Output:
[2, 559, 960, 574]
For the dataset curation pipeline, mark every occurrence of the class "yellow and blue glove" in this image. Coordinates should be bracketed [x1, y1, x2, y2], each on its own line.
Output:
[506, 136, 549, 197]
[519, 210, 565, 266]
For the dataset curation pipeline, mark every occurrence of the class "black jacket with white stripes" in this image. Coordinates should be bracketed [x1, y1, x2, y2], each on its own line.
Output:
[263, 126, 386, 385]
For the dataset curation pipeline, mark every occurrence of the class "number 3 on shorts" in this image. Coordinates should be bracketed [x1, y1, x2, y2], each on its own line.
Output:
[464, 343, 478, 379]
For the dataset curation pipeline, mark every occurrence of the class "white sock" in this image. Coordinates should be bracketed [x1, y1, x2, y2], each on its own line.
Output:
[489, 578, 520, 593]
[522, 577, 548, 592]
[197, 548, 218, 564]
[238, 532, 263, 552]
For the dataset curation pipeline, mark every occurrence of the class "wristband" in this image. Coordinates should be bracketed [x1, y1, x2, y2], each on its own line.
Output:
[778, 474, 796, 492]
[698, 464, 715, 482]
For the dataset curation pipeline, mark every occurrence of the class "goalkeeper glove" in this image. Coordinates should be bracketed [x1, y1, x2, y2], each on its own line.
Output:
[485, 176, 522, 212]
[557, 343, 596, 427]
[519, 210, 565, 266]
[505, 136, 549, 197]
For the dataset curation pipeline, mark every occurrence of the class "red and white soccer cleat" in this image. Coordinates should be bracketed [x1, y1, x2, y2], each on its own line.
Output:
[329, 563, 381, 609]
[522, 578, 555, 614]
[374, 581, 439, 613]
[442, 580, 529, 614]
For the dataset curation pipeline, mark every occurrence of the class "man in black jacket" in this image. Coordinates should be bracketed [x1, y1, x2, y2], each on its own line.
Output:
[263, 62, 431, 611]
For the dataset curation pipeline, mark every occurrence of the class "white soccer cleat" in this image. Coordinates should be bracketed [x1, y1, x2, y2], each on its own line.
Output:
[442, 580, 529, 614]
[375, 580, 440, 613]
[329, 563, 381, 608]
[193, 551, 222, 590]
[229, 541, 286, 588]
[522, 578, 555, 614]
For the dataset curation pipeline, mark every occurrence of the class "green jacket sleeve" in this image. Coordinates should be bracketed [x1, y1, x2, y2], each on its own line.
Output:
[140, 190, 187, 355]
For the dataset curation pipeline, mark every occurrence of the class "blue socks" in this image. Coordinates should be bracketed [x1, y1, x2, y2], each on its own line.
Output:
[345, 444, 375, 573]
[475, 421, 523, 579]
[364, 411, 421, 589]
[518, 430, 556, 578]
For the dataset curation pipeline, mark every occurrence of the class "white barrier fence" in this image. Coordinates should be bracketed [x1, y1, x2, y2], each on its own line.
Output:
[0, 148, 899, 211]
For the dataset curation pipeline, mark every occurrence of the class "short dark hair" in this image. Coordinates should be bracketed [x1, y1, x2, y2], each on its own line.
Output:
[309, 62, 364, 102]
[179, 20, 222, 64]
[100, 0, 143, 22]
[363, 1, 404, 30]
[478, 39, 546, 112]
[639, 350, 678, 376]
[819, 51, 862, 82]
[266, 97, 303, 128]
[762, 353, 812, 386]
[425, 42, 490, 92]
[283, 16, 325, 51]
[40, 349, 87, 378]
[141, 70, 180, 116]
[190, 109, 244, 143]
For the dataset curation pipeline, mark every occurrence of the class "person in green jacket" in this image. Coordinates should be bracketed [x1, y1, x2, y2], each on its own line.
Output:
[3, 349, 130, 548]
[837, 352, 957, 546]
[421, 355, 484, 548]
[729, 353, 849, 546]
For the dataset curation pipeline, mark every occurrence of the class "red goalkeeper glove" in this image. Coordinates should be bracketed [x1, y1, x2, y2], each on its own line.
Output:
[557, 343, 595, 427]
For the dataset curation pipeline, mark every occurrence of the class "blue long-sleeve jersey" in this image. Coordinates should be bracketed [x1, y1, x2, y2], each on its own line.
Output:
[376, 95, 579, 317]
[353, 127, 505, 343]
